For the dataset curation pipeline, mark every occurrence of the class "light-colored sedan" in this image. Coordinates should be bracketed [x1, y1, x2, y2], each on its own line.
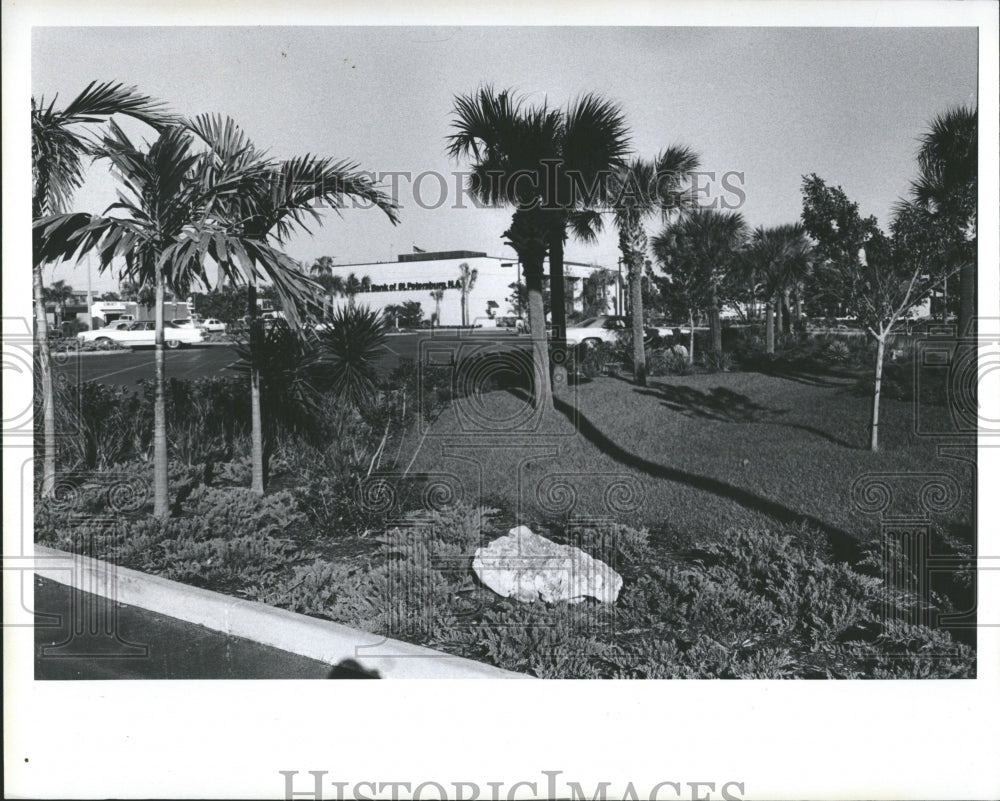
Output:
[199, 318, 227, 333]
[78, 321, 205, 349]
[563, 315, 636, 346]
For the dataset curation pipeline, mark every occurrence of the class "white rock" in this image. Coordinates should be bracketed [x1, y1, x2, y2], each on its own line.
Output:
[472, 525, 623, 604]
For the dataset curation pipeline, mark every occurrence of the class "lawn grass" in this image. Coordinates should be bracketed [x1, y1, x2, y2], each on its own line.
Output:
[405, 368, 973, 552]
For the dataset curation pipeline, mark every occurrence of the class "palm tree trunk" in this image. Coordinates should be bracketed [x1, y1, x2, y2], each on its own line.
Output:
[153, 269, 169, 518]
[870, 335, 886, 452]
[765, 299, 775, 355]
[549, 234, 567, 343]
[524, 258, 552, 409]
[709, 286, 722, 357]
[248, 281, 265, 494]
[774, 293, 783, 341]
[33, 264, 57, 497]
[688, 309, 695, 366]
[630, 255, 647, 386]
[959, 261, 975, 335]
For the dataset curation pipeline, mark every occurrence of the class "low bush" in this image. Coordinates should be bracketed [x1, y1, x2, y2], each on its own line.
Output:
[36, 486, 974, 677]
[646, 347, 691, 377]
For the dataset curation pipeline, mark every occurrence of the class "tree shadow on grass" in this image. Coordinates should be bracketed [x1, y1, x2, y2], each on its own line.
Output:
[636, 382, 857, 449]
[741, 358, 861, 389]
[544, 392, 863, 563]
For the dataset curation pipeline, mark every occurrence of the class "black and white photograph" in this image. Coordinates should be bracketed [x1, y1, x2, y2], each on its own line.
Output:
[4, 2, 999, 799]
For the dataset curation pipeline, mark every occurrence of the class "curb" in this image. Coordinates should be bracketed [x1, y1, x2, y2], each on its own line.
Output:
[32, 545, 531, 679]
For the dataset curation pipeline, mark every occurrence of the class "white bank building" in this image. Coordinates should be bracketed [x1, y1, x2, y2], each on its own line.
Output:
[325, 249, 620, 327]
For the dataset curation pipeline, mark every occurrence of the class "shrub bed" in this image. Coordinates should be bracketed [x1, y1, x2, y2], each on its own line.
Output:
[35, 495, 974, 679]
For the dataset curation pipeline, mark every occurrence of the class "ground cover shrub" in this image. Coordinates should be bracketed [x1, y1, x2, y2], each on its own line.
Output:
[35, 486, 974, 677]
[575, 341, 616, 379]
[646, 347, 691, 377]
[35, 478, 313, 596]
[51, 338, 126, 353]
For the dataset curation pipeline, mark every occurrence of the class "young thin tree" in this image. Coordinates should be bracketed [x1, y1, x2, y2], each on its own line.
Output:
[801, 174, 959, 451]
[31, 80, 172, 497]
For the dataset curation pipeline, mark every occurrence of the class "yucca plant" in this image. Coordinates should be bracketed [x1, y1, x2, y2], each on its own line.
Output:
[314, 304, 390, 409]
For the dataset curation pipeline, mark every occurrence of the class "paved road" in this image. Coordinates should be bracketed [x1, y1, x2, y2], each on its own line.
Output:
[34, 576, 336, 679]
[53, 331, 529, 386]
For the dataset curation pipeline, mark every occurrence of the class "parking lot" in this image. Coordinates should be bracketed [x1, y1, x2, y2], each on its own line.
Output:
[52, 330, 529, 386]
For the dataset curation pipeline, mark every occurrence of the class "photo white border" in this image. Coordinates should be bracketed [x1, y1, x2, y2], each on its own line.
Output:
[4, 2, 999, 799]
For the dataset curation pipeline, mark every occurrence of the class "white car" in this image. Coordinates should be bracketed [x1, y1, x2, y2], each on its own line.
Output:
[78, 321, 204, 349]
[563, 316, 628, 346]
[199, 318, 227, 333]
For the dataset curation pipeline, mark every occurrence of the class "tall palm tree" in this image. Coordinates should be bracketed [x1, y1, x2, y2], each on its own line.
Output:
[545, 95, 631, 345]
[611, 146, 700, 385]
[34, 121, 259, 516]
[458, 262, 478, 326]
[186, 115, 399, 493]
[429, 288, 445, 327]
[31, 80, 172, 497]
[450, 86, 627, 406]
[652, 210, 748, 360]
[910, 105, 977, 335]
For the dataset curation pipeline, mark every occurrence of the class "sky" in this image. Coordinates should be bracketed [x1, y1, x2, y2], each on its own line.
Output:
[32, 26, 978, 293]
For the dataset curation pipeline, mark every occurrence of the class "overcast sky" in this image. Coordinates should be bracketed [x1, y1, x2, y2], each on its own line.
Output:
[32, 26, 978, 292]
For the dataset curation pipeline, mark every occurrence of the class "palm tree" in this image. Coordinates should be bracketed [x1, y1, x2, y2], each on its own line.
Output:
[910, 106, 977, 335]
[545, 95, 631, 345]
[310, 255, 335, 280]
[450, 86, 626, 406]
[652, 210, 748, 360]
[611, 146, 700, 385]
[744, 224, 812, 354]
[344, 272, 364, 306]
[458, 262, 478, 326]
[429, 288, 445, 327]
[186, 115, 398, 493]
[42, 280, 75, 327]
[31, 80, 172, 497]
[35, 121, 253, 517]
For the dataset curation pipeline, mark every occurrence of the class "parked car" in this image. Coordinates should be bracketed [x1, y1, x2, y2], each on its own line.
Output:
[198, 318, 227, 332]
[563, 315, 658, 347]
[78, 320, 204, 349]
[647, 319, 692, 339]
[171, 318, 198, 329]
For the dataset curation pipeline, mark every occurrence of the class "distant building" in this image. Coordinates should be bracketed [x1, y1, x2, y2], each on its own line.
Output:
[324, 249, 619, 327]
